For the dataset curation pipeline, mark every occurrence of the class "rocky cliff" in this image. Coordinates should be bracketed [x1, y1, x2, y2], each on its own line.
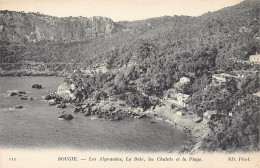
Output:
[0, 10, 117, 43]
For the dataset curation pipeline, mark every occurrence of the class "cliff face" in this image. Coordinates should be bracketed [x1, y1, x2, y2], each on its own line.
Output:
[0, 11, 116, 43]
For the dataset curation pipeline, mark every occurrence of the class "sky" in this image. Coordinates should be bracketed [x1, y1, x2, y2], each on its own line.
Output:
[0, 0, 244, 21]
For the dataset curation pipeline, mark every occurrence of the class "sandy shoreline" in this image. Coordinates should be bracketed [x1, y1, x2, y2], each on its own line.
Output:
[144, 105, 210, 153]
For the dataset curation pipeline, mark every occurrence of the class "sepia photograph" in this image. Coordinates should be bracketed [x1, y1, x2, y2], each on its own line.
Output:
[0, 0, 259, 167]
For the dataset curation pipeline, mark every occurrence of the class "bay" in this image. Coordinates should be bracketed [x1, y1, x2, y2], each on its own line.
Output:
[0, 76, 191, 152]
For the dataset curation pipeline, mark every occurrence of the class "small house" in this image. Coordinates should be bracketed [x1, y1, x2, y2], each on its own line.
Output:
[203, 110, 217, 120]
[176, 93, 190, 107]
[176, 111, 184, 116]
[212, 73, 236, 84]
[179, 77, 190, 84]
[249, 54, 260, 64]
[163, 90, 189, 107]
[228, 112, 233, 117]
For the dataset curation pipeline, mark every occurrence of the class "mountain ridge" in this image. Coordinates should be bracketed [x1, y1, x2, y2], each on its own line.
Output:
[0, 10, 119, 43]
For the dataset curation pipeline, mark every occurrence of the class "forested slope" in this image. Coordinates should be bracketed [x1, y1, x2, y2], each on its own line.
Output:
[0, 0, 259, 152]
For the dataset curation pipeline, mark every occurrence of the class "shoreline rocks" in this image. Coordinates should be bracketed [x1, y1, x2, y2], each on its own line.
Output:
[18, 91, 26, 94]
[57, 83, 76, 101]
[10, 90, 28, 97]
[10, 92, 18, 96]
[32, 84, 42, 89]
[15, 106, 23, 109]
[45, 93, 56, 100]
[109, 116, 122, 121]
[58, 114, 73, 120]
[84, 111, 91, 117]
[74, 107, 84, 113]
[48, 99, 56, 106]
[57, 103, 66, 108]
[20, 97, 28, 100]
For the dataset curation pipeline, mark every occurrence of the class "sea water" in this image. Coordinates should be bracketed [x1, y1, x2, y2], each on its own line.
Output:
[0, 77, 191, 152]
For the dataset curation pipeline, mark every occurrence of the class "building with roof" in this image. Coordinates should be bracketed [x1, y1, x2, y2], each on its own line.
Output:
[212, 73, 237, 84]
[176, 93, 190, 107]
[179, 77, 190, 84]
[249, 54, 260, 64]
[163, 89, 190, 107]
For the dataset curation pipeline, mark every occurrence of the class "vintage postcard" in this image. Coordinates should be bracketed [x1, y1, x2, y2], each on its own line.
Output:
[0, 0, 259, 167]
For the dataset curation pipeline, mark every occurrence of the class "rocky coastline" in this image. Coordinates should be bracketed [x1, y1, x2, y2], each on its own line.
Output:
[44, 84, 148, 122]
[6, 76, 203, 153]
[42, 82, 202, 153]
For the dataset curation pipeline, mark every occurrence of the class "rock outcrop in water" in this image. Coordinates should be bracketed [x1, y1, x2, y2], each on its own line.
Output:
[58, 114, 73, 120]
[0, 10, 116, 43]
[10, 91, 26, 96]
[32, 84, 42, 89]
[20, 97, 28, 100]
[45, 93, 55, 100]
[15, 106, 23, 109]
[45, 86, 147, 121]
[10, 92, 18, 96]
[57, 103, 66, 109]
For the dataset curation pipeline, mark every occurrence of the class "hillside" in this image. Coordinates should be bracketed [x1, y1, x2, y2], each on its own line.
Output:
[0, 0, 260, 152]
[0, 0, 259, 68]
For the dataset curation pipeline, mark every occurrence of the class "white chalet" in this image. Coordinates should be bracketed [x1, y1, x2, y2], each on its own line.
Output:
[176, 93, 190, 107]
[164, 89, 190, 107]
[179, 77, 190, 84]
[249, 54, 260, 64]
[176, 111, 184, 116]
[212, 73, 236, 84]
